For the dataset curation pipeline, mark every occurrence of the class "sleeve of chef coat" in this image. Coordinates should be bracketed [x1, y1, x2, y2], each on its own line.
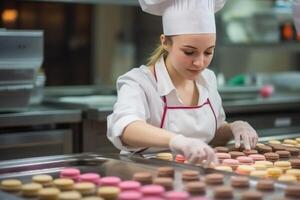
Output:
[107, 73, 150, 152]
[205, 69, 226, 129]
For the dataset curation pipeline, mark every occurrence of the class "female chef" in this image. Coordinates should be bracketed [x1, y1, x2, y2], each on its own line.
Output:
[107, 0, 258, 164]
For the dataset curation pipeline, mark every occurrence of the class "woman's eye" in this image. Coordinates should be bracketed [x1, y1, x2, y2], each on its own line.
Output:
[205, 52, 213, 55]
[184, 51, 194, 56]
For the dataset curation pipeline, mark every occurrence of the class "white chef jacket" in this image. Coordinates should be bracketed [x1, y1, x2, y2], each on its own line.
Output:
[107, 56, 226, 154]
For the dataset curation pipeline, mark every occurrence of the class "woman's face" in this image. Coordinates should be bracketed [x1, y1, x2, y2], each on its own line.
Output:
[163, 34, 216, 80]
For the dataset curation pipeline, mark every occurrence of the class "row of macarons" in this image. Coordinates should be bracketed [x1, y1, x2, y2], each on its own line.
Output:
[2, 167, 300, 200]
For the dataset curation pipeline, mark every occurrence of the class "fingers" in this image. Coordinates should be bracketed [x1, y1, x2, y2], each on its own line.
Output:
[203, 147, 218, 167]
[234, 133, 241, 148]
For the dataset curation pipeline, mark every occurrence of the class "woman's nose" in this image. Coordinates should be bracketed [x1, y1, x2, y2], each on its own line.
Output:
[192, 54, 205, 68]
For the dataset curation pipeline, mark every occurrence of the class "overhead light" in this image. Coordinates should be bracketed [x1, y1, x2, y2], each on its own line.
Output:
[2, 9, 18, 23]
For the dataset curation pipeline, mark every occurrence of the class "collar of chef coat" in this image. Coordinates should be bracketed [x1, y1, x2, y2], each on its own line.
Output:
[155, 56, 210, 98]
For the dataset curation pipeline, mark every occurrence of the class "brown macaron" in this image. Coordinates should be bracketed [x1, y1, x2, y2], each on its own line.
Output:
[185, 181, 206, 195]
[132, 172, 152, 185]
[243, 149, 258, 155]
[289, 159, 300, 169]
[264, 152, 279, 162]
[157, 167, 174, 178]
[181, 170, 200, 182]
[285, 147, 300, 156]
[205, 173, 224, 185]
[230, 176, 249, 188]
[256, 145, 272, 154]
[153, 177, 173, 190]
[275, 150, 291, 159]
[285, 185, 300, 198]
[241, 191, 263, 200]
[256, 179, 274, 191]
[214, 146, 229, 153]
[214, 186, 233, 199]
[269, 144, 286, 151]
[229, 151, 245, 159]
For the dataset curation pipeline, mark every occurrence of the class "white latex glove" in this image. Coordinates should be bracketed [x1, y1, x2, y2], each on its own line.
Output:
[229, 121, 258, 150]
[169, 135, 218, 166]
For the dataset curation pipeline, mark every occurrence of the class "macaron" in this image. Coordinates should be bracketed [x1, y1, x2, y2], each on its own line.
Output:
[275, 150, 291, 159]
[274, 161, 291, 171]
[270, 144, 286, 151]
[156, 153, 173, 161]
[256, 179, 274, 191]
[74, 182, 96, 196]
[241, 191, 263, 200]
[100, 176, 121, 187]
[243, 149, 258, 156]
[38, 187, 61, 200]
[283, 139, 298, 145]
[153, 177, 173, 190]
[181, 170, 200, 182]
[59, 191, 82, 200]
[236, 156, 254, 165]
[165, 191, 189, 200]
[285, 147, 300, 156]
[118, 191, 142, 200]
[97, 186, 120, 200]
[250, 170, 267, 178]
[278, 175, 297, 183]
[228, 151, 245, 159]
[268, 140, 281, 145]
[235, 165, 255, 175]
[32, 174, 53, 187]
[251, 163, 267, 171]
[205, 173, 224, 185]
[119, 180, 141, 191]
[248, 154, 266, 161]
[230, 176, 249, 188]
[214, 165, 233, 172]
[264, 152, 279, 162]
[140, 184, 165, 196]
[266, 167, 283, 179]
[82, 197, 104, 200]
[213, 186, 233, 199]
[254, 161, 273, 168]
[53, 178, 74, 191]
[256, 145, 272, 154]
[214, 146, 229, 153]
[175, 154, 185, 163]
[0, 179, 22, 192]
[157, 167, 174, 178]
[216, 152, 231, 162]
[133, 172, 153, 185]
[289, 159, 300, 169]
[60, 168, 80, 181]
[222, 159, 239, 170]
[79, 173, 101, 184]
[185, 181, 206, 195]
[286, 169, 300, 180]
[21, 182, 43, 197]
[285, 185, 300, 198]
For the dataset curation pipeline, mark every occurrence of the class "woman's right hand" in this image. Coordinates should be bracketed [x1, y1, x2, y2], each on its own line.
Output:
[169, 135, 218, 166]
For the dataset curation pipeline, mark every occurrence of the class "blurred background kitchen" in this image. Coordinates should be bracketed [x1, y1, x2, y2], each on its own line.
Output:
[1, 0, 300, 160]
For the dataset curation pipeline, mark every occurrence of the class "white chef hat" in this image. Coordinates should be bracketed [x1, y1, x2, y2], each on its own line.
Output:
[138, 0, 226, 35]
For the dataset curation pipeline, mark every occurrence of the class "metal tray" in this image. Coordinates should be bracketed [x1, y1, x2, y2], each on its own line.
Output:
[0, 153, 291, 200]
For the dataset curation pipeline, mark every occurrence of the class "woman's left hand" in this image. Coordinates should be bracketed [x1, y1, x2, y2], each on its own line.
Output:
[229, 121, 258, 150]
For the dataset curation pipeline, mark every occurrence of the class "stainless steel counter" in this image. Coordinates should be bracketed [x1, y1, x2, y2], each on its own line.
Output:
[0, 104, 82, 127]
[0, 153, 291, 200]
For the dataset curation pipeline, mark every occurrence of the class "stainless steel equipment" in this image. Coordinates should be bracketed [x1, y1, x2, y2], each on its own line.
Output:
[0, 29, 43, 112]
[0, 153, 290, 200]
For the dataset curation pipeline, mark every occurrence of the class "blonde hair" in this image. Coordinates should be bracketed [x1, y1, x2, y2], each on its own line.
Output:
[146, 36, 172, 66]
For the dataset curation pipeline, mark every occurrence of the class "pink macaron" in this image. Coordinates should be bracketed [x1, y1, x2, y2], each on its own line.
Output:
[141, 185, 165, 197]
[79, 173, 100, 184]
[100, 176, 121, 186]
[60, 168, 80, 181]
[222, 159, 240, 170]
[237, 156, 254, 165]
[119, 191, 143, 200]
[164, 191, 190, 200]
[216, 153, 231, 162]
[248, 154, 266, 161]
[119, 180, 141, 191]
